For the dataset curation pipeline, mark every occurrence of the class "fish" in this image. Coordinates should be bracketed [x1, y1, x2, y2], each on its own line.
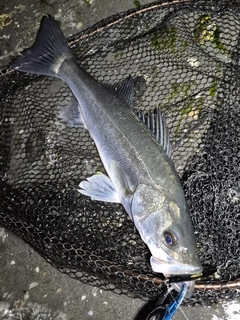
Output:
[12, 14, 203, 297]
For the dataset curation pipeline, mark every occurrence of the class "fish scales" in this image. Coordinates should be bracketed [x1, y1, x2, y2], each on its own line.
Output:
[60, 60, 180, 193]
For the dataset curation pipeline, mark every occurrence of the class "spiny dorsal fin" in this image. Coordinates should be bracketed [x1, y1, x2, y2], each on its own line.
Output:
[109, 75, 134, 107]
[137, 108, 172, 158]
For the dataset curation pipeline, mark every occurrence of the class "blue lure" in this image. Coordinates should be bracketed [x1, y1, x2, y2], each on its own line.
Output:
[146, 283, 187, 320]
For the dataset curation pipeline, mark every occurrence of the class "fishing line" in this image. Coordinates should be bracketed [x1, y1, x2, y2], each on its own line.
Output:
[169, 287, 190, 320]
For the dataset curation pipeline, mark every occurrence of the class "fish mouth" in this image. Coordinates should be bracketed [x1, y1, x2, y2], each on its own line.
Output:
[150, 255, 203, 275]
[150, 255, 203, 299]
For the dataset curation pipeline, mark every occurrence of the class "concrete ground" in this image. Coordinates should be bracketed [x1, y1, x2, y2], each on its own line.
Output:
[1, 0, 240, 319]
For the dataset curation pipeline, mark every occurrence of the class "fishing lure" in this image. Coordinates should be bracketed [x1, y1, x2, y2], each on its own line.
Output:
[146, 283, 187, 320]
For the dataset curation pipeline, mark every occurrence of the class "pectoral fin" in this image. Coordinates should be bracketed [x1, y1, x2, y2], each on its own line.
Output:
[108, 160, 134, 220]
[109, 160, 134, 198]
[78, 173, 121, 203]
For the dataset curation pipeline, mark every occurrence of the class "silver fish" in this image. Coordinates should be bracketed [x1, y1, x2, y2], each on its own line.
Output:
[12, 15, 203, 297]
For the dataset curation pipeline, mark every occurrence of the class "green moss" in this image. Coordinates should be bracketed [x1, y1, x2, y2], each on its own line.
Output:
[134, 0, 141, 9]
[180, 101, 194, 116]
[150, 26, 189, 54]
[96, 170, 104, 175]
[194, 14, 211, 43]
[167, 81, 206, 138]
[151, 27, 177, 53]
[215, 61, 222, 74]
[167, 81, 195, 102]
[212, 26, 225, 51]
[194, 14, 226, 52]
[183, 40, 189, 50]
[82, 0, 93, 4]
[209, 79, 219, 98]
[174, 96, 205, 138]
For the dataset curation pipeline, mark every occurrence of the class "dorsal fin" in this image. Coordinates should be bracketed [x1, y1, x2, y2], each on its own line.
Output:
[109, 75, 134, 107]
[137, 108, 172, 158]
[108, 75, 146, 109]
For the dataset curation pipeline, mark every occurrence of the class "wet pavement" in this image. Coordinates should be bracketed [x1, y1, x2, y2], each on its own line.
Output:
[1, 0, 240, 319]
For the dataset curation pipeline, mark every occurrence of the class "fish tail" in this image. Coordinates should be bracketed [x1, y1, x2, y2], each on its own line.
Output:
[12, 14, 73, 77]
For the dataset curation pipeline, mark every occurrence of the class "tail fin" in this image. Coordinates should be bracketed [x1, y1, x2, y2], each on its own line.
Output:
[12, 15, 73, 77]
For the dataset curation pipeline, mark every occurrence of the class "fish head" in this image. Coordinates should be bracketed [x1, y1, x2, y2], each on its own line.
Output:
[131, 184, 203, 276]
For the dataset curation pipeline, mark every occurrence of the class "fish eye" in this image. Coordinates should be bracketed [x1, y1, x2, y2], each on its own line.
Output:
[163, 230, 178, 247]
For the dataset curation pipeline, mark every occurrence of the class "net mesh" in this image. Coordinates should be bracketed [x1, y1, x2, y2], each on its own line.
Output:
[1, 0, 240, 305]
